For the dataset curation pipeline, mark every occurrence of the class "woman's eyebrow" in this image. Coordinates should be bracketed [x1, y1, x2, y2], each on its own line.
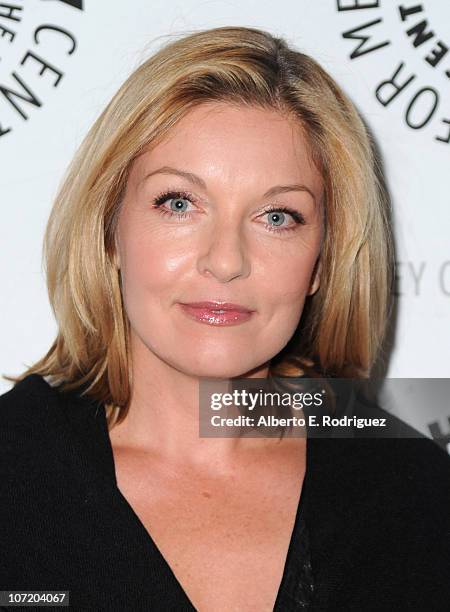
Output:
[141, 165, 316, 205]
[141, 166, 207, 189]
[263, 184, 316, 205]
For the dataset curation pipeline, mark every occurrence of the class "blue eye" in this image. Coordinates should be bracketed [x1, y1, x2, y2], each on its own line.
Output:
[152, 190, 306, 234]
[263, 206, 306, 233]
[267, 211, 286, 227]
[152, 190, 196, 218]
[168, 197, 191, 213]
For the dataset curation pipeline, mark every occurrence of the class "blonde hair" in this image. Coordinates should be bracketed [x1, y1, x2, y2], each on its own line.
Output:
[4, 26, 393, 428]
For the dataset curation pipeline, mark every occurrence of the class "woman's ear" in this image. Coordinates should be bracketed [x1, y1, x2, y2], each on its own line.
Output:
[307, 259, 322, 296]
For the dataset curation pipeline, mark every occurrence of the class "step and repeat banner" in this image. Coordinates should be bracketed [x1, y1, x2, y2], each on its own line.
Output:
[1, 1, 449, 450]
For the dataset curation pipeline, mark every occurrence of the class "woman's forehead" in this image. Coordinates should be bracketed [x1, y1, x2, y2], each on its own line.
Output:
[130, 102, 323, 196]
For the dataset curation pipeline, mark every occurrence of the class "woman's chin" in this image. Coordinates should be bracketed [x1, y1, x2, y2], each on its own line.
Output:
[177, 360, 267, 380]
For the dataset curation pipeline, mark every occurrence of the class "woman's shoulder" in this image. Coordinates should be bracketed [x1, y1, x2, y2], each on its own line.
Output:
[309, 435, 450, 544]
[349, 436, 450, 493]
[0, 374, 61, 430]
[316, 424, 450, 491]
[306, 416, 450, 608]
[0, 373, 111, 491]
[310, 434, 450, 493]
[351, 389, 450, 483]
[0, 376, 63, 495]
[0, 374, 101, 457]
[0, 373, 98, 419]
[308, 384, 450, 509]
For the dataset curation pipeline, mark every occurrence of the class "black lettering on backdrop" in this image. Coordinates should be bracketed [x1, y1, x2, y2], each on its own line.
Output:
[0, 3, 23, 22]
[0, 2, 81, 138]
[338, 3, 450, 145]
[0, 3, 22, 47]
[425, 41, 448, 68]
[0, 22, 15, 43]
[34, 24, 77, 55]
[375, 62, 415, 106]
[375, 65, 441, 131]
[21, 50, 64, 86]
[337, 0, 379, 9]
[405, 87, 438, 129]
[398, 4, 450, 77]
[0, 72, 41, 119]
[436, 119, 450, 144]
[405, 20, 434, 48]
[342, 18, 390, 58]
[40, 0, 83, 9]
[398, 3, 423, 21]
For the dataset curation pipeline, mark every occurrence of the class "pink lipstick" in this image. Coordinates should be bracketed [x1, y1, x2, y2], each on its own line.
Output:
[178, 301, 255, 326]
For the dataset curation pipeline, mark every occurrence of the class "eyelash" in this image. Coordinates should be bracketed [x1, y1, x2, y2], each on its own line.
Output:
[151, 190, 306, 233]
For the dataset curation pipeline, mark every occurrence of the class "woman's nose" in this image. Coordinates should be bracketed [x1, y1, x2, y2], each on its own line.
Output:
[196, 220, 251, 283]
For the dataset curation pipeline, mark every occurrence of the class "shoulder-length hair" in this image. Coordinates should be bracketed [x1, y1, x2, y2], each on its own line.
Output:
[4, 26, 393, 427]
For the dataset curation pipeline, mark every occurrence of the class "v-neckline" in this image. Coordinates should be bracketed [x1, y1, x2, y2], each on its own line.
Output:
[98, 408, 312, 611]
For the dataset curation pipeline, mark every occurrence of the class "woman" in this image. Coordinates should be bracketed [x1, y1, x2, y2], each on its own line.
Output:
[1, 26, 449, 611]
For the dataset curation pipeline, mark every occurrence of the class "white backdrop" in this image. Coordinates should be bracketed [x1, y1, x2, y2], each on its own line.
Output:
[1, 1, 449, 447]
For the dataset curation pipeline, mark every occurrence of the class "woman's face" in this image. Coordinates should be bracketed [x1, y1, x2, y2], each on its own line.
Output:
[115, 102, 324, 379]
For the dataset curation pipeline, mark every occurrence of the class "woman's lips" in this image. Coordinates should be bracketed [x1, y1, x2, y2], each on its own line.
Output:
[178, 302, 254, 326]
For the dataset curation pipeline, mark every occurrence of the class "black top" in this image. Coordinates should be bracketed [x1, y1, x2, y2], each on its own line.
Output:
[1, 374, 449, 611]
